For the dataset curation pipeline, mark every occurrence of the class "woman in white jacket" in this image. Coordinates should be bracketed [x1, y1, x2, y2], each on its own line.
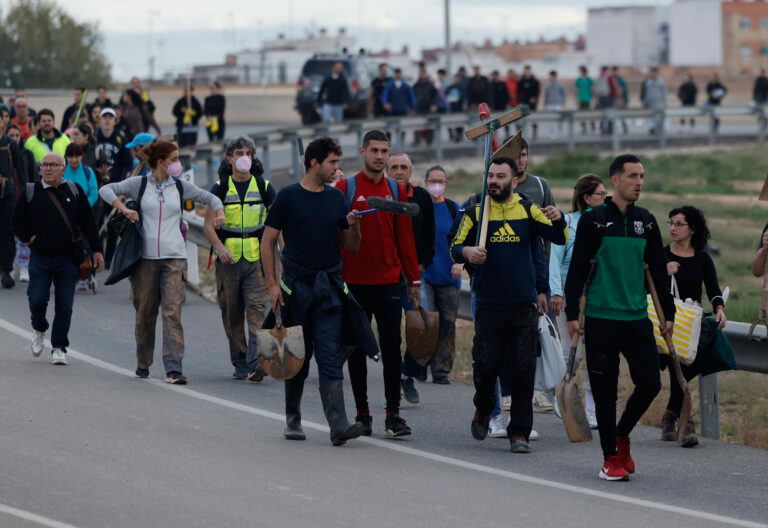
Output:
[100, 141, 225, 384]
[549, 173, 605, 427]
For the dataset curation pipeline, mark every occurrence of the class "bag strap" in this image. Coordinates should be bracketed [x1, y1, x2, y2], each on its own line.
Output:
[175, 178, 184, 212]
[670, 275, 681, 300]
[46, 188, 79, 243]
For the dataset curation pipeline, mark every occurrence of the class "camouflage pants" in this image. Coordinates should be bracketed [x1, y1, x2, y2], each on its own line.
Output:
[215, 258, 267, 372]
[132, 258, 187, 374]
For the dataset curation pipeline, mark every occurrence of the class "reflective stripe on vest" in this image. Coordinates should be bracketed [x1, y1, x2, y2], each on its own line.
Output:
[222, 176, 267, 262]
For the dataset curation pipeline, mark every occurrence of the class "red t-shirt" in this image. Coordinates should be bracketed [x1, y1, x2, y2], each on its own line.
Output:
[12, 117, 32, 143]
[506, 78, 518, 106]
[335, 171, 420, 286]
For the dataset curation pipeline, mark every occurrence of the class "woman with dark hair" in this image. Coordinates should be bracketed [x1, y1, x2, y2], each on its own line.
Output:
[89, 103, 102, 130]
[99, 141, 225, 384]
[661, 205, 726, 448]
[63, 143, 99, 209]
[549, 173, 606, 428]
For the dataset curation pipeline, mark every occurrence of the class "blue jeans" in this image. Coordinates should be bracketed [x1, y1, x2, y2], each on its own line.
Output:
[27, 252, 78, 350]
[322, 104, 344, 123]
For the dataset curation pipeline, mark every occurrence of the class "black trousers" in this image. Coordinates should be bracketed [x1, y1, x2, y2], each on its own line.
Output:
[0, 187, 16, 273]
[584, 316, 662, 457]
[347, 283, 402, 414]
[472, 305, 538, 439]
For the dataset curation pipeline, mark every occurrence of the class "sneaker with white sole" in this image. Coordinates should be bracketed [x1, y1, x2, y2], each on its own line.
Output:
[19, 267, 29, 283]
[31, 329, 45, 357]
[489, 414, 507, 438]
[51, 348, 68, 365]
[599, 455, 630, 481]
[500, 395, 511, 411]
[529, 429, 540, 441]
[532, 391, 553, 412]
[586, 409, 598, 430]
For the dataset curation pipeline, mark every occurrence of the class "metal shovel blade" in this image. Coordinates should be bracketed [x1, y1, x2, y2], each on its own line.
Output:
[255, 318, 305, 381]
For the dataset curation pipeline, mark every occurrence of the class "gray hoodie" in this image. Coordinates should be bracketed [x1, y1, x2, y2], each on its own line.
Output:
[100, 173, 223, 260]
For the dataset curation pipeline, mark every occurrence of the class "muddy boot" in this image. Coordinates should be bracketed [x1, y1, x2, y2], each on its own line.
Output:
[284, 377, 306, 440]
[660, 409, 678, 441]
[680, 419, 699, 448]
[319, 379, 364, 446]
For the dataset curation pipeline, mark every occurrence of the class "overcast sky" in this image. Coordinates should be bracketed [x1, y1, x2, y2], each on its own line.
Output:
[1, 0, 675, 80]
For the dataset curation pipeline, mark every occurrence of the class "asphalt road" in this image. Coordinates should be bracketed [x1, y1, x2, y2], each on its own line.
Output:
[0, 279, 766, 528]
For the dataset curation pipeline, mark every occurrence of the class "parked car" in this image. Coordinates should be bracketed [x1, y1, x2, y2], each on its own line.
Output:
[295, 53, 377, 124]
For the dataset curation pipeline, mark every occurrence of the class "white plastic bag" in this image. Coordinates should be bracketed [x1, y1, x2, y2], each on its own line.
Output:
[534, 314, 567, 391]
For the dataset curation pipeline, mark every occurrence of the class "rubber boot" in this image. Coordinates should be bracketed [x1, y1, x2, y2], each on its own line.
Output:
[284, 377, 306, 440]
[319, 379, 364, 446]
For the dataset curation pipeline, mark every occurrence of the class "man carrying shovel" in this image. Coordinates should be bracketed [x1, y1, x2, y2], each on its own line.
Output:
[450, 156, 567, 454]
[260, 137, 367, 446]
[565, 154, 674, 481]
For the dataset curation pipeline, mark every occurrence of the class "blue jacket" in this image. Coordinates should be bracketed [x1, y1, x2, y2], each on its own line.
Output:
[64, 164, 99, 207]
[381, 80, 417, 115]
[549, 210, 580, 297]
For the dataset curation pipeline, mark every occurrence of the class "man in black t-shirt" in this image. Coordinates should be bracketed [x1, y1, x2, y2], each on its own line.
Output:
[261, 137, 366, 446]
[369, 63, 392, 118]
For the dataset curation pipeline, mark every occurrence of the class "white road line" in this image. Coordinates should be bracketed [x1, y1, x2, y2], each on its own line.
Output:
[0, 502, 82, 528]
[0, 317, 765, 528]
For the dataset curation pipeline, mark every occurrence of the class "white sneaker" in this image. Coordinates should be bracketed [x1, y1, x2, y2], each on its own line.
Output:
[51, 348, 68, 365]
[19, 266, 29, 282]
[529, 429, 540, 441]
[532, 391, 553, 412]
[489, 414, 507, 438]
[500, 395, 511, 411]
[31, 329, 45, 357]
[586, 409, 598, 430]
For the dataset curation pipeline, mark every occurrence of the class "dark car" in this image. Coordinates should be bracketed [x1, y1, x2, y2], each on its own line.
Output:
[295, 53, 377, 124]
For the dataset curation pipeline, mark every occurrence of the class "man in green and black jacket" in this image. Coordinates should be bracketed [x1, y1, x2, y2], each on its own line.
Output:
[565, 154, 675, 482]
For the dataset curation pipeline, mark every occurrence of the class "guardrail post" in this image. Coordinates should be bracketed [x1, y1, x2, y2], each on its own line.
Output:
[699, 373, 720, 439]
[392, 120, 403, 153]
[179, 153, 193, 171]
[566, 112, 575, 151]
[757, 106, 766, 143]
[608, 109, 620, 152]
[348, 122, 363, 148]
[658, 109, 667, 149]
[429, 116, 443, 161]
[253, 137, 270, 178]
[282, 132, 301, 181]
[708, 107, 717, 146]
[195, 148, 215, 190]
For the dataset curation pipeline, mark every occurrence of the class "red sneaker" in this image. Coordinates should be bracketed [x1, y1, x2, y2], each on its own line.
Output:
[616, 437, 635, 474]
[599, 455, 630, 481]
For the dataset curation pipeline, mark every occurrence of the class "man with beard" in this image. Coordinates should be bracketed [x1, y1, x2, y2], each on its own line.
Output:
[564, 154, 673, 481]
[450, 157, 567, 453]
[335, 129, 420, 438]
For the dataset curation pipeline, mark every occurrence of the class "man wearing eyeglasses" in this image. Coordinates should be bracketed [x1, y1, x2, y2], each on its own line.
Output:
[12, 153, 104, 365]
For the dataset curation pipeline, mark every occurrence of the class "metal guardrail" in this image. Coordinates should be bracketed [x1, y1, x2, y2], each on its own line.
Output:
[180, 104, 768, 191]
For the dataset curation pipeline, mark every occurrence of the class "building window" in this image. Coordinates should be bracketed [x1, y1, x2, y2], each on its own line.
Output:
[740, 17, 751, 30]
[761, 46, 768, 57]
[762, 18, 768, 31]
[742, 46, 754, 59]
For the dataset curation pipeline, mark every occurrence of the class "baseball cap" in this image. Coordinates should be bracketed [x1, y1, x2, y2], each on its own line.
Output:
[126, 132, 155, 149]
[100, 107, 116, 117]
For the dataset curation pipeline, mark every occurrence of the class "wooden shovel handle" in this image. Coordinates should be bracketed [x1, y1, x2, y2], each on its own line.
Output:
[477, 195, 491, 250]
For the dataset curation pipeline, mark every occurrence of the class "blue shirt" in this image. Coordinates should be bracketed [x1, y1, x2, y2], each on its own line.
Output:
[424, 200, 460, 287]
[265, 183, 349, 271]
[549, 210, 580, 297]
[63, 164, 99, 207]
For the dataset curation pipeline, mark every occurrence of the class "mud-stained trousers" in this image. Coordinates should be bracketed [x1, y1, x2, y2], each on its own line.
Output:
[131, 258, 187, 375]
[215, 258, 267, 372]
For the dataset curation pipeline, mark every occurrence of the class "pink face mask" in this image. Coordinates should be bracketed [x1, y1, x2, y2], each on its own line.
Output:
[427, 183, 445, 199]
[165, 161, 183, 178]
[235, 155, 252, 173]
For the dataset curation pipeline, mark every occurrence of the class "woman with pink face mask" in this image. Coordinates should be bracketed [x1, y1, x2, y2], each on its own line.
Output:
[99, 141, 225, 384]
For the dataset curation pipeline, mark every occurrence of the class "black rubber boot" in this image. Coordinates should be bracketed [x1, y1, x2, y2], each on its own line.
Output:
[319, 379, 365, 446]
[284, 377, 306, 440]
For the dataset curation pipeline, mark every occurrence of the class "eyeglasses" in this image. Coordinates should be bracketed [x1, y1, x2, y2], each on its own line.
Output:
[590, 191, 607, 198]
[667, 221, 689, 228]
[40, 163, 64, 169]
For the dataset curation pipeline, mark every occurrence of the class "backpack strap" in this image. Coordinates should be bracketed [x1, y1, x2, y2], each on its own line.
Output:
[175, 178, 184, 212]
[26, 182, 35, 202]
[344, 175, 357, 205]
[445, 198, 457, 219]
[385, 177, 400, 202]
[217, 173, 230, 203]
[137, 175, 148, 218]
[64, 180, 79, 200]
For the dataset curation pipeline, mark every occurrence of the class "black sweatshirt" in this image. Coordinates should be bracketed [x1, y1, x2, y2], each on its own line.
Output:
[407, 184, 435, 268]
[664, 245, 724, 310]
[12, 180, 101, 260]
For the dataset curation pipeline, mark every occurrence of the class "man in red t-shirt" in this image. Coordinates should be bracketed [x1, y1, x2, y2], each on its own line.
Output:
[335, 129, 421, 438]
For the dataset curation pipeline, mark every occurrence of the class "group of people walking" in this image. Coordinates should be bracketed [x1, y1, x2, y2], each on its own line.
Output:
[5, 117, 744, 481]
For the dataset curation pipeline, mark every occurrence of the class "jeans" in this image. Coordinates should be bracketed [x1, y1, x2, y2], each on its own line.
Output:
[322, 104, 344, 123]
[584, 316, 661, 457]
[401, 280, 459, 380]
[347, 283, 403, 413]
[473, 305, 539, 439]
[27, 252, 78, 349]
[215, 258, 267, 372]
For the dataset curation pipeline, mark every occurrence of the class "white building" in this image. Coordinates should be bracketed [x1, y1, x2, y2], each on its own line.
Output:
[587, 6, 669, 67]
[669, 0, 722, 66]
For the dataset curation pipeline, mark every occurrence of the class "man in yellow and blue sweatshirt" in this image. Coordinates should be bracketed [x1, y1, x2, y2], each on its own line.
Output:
[450, 157, 567, 453]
